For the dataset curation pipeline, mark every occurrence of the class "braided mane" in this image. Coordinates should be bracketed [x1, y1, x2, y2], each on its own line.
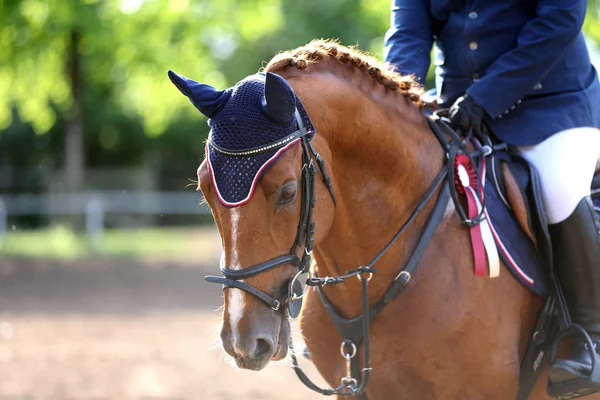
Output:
[265, 39, 424, 108]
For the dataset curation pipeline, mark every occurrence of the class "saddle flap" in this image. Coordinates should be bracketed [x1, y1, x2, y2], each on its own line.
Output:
[483, 151, 550, 294]
[500, 160, 537, 246]
[491, 151, 553, 269]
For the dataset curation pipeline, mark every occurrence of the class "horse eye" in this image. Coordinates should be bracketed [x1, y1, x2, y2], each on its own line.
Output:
[277, 184, 297, 205]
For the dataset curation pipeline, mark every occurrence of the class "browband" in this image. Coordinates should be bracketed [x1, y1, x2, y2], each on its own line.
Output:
[208, 110, 309, 156]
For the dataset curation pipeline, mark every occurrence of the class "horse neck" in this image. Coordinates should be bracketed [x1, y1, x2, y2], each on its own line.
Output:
[306, 75, 448, 317]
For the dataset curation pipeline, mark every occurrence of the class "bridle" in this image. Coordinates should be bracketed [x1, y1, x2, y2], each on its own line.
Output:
[205, 110, 336, 318]
[205, 107, 496, 399]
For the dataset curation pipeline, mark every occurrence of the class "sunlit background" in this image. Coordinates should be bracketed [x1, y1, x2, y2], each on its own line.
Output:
[0, 0, 599, 398]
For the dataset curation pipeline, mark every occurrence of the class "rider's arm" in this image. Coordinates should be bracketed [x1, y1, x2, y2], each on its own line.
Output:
[383, 0, 434, 84]
[467, 0, 587, 119]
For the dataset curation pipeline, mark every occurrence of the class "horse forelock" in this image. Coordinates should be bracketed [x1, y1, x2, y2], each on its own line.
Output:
[264, 39, 425, 109]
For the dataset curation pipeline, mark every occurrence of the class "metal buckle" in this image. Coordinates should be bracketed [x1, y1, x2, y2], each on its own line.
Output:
[463, 213, 485, 227]
[301, 159, 314, 171]
[271, 300, 281, 311]
[480, 145, 492, 156]
[341, 376, 358, 387]
[585, 342, 598, 350]
[355, 266, 373, 282]
[394, 270, 411, 283]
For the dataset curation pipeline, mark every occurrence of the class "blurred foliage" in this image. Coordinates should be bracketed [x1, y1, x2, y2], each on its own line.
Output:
[0, 0, 598, 193]
[0, 0, 391, 193]
[586, 0, 600, 43]
[1, 0, 282, 136]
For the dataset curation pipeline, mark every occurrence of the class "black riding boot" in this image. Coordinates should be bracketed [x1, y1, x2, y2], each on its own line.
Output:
[548, 197, 600, 398]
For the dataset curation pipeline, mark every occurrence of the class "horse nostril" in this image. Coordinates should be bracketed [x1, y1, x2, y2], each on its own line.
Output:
[252, 337, 274, 359]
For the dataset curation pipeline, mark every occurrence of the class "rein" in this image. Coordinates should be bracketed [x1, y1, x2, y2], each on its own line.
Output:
[205, 108, 498, 398]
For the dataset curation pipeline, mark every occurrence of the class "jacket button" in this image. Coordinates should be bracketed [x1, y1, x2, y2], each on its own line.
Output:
[468, 11, 478, 19]
[472, 73, 480, 82]
[469, 41, 479, 51]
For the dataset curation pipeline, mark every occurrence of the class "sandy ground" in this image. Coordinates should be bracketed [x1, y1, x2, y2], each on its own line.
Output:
[0, 253, 326, 399]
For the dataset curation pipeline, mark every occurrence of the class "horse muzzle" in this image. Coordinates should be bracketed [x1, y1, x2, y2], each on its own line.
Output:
[220, 307, 290, 371]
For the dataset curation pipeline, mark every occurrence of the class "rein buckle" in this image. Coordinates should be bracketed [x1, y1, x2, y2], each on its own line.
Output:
[271, 300, 281, 311]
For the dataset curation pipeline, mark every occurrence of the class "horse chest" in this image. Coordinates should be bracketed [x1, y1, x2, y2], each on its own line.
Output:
[299, 274, 539, 400]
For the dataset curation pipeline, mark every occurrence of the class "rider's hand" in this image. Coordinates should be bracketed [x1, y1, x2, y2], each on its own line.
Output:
[449, 95, 487, 137]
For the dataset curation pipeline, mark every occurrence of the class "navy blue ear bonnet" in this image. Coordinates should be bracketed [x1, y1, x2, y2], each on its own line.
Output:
[168, 70, 314, 207]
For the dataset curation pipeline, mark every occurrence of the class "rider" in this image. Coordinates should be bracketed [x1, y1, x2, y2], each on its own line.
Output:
[384, 0, 600, 394]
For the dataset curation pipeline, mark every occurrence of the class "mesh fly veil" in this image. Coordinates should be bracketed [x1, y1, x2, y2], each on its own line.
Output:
[168, 70, 314, 206]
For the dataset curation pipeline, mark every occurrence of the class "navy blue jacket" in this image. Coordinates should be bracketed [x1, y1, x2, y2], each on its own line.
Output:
[384, 0, 600, 145]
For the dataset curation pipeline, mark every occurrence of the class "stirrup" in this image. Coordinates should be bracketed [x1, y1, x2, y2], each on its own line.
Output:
[548, 382, 600, 400]
[548, 325, 600, 399]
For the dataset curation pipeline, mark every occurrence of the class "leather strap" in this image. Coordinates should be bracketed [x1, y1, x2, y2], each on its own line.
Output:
[220, 254, 301, 279]
[379, 184, 451, 306]
[205, 276, 283, 310]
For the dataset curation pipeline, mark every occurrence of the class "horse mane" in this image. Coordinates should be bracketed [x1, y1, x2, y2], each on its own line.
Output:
[264, 39, 424, 108]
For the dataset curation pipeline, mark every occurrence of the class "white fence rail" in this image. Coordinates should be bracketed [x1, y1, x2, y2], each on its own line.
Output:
[0, 191, 210, 244]
[0, 191, 209, 215]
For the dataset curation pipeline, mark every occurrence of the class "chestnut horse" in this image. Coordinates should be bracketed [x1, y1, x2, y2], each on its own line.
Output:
[184, 41, 600, 399]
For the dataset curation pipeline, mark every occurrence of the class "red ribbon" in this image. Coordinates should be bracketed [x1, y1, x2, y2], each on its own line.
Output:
[455, 155, 486, 277]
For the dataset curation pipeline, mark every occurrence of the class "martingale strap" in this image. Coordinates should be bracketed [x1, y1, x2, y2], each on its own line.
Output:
[306, 177, 451, 400]
[291, 276, 373, 397]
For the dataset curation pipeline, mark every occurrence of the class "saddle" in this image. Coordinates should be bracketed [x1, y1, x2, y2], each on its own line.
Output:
[493, 152, 600, 263]
[490, 149, 600, 400]
[425, 107, 600, 400]
[484, 151, 549, 293]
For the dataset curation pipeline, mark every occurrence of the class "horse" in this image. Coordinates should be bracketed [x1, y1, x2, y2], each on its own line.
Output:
[171, 40, 600, 399]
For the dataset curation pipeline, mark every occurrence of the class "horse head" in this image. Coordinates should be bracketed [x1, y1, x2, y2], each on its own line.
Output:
[168, 40, 432, 374]
[169, 68, 336, 370]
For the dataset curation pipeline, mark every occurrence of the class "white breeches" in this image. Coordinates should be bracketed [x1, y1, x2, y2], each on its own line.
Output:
[517, 127, 600, 224]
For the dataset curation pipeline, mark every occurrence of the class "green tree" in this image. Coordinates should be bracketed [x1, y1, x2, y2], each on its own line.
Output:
[0, 0, 283, 192]
[585, 0, 600, 43]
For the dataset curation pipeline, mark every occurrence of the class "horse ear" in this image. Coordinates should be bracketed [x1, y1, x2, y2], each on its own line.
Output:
[262, 72, 296, 123]
[167, 70, 229, 118]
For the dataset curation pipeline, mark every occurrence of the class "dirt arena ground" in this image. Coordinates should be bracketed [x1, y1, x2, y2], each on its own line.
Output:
[0, 241, 326, 399]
